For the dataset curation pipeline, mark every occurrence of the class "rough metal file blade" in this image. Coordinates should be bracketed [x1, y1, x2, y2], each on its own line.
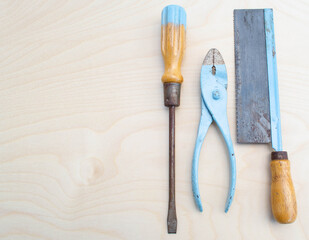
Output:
[234, 9, 271, 143]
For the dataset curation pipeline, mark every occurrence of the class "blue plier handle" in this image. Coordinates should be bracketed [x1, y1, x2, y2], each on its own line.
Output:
[192, 49, 236, 213]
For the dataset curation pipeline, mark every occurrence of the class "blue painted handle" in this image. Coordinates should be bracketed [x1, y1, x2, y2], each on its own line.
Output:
[161, 5, 186, 28]
[192, 99, 213, 212]
[216, 116, 236, 212]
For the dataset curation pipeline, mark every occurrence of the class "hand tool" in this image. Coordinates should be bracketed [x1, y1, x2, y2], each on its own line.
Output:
[192, 48, 236, 213]
[161, 5, 186, 234]
[234, 9, 297, 223]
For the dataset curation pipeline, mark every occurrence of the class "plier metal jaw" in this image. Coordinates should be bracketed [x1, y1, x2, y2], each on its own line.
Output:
[192, 48, 236, 213]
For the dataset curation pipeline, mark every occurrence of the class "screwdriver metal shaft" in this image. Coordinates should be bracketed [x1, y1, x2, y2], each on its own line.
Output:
[167, 106, 176, 233]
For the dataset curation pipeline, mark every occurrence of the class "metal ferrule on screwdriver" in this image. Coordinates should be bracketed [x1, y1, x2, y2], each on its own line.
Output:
[161, 5, 186, 234]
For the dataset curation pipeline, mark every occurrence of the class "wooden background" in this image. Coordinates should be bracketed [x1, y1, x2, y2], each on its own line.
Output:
[1, 0, 309, 239]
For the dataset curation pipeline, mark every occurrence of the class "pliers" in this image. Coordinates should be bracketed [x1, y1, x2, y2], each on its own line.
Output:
[192, 48, 236, 213]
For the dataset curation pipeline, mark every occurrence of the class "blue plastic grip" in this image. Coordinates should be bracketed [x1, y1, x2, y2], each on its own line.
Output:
[161, 5, 186, 29]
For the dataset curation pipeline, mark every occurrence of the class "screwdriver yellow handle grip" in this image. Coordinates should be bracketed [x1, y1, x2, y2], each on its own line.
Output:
[161, 5, 186, 84]
[271, 151, 297, 223]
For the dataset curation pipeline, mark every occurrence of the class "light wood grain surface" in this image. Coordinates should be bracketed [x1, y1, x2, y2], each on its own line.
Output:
[1, 0, 309, 239]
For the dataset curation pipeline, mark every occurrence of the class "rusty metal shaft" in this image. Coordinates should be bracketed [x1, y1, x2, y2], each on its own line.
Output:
[164, 82, 180, 233]
[167, 106, 176, 233]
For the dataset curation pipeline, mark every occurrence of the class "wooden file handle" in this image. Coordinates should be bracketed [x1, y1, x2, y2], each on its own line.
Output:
[161, 6, 186, 84]
[270, 151, 297, 223]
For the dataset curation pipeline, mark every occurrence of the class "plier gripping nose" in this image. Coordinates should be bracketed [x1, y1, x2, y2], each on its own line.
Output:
[192, 48, 236, 213]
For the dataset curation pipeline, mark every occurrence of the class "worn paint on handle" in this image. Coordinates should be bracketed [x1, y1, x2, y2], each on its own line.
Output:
[161, 5, 186, 84]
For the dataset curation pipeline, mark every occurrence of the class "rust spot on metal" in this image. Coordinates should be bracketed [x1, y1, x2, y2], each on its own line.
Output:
[212, 66, 216, 75]
[272, 49, 276, 57]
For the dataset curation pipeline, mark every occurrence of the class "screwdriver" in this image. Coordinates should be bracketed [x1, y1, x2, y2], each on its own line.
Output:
[161, 5, 186, 234]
